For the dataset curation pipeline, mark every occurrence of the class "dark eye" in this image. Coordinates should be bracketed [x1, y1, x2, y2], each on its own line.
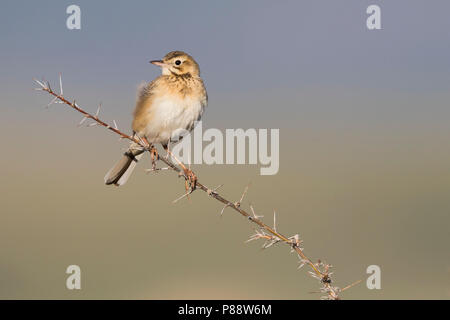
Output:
[175, 60, 181, 65]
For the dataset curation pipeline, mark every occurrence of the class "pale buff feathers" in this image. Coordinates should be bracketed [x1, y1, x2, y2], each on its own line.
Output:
[132, 72, 207, 144]
[105, 51, 207, 186]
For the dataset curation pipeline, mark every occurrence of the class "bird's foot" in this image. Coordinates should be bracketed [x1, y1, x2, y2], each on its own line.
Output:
[183, 167, 197, 192]
[150, 146, 159, 171]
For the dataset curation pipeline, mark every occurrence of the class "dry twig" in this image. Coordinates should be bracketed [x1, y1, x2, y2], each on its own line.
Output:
[34, 75, 359, 299]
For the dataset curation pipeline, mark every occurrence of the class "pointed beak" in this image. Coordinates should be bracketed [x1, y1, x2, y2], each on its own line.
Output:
[150, 60, 168, 68]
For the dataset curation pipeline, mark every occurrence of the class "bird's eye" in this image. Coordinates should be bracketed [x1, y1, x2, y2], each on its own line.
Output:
[175, 60, 181, 65]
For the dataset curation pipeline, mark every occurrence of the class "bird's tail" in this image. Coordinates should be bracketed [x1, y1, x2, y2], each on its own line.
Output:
[104, 145, 145, 186]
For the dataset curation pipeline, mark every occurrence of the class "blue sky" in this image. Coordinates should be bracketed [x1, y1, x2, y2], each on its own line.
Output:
[1, 0, 450, 93]
[1, 0, 450, 130]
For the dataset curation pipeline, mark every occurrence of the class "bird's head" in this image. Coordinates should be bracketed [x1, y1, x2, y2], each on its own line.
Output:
[150, 51, 200, 77]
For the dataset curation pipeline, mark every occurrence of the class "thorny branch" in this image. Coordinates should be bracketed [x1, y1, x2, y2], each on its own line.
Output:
[34, 75, 360, 300]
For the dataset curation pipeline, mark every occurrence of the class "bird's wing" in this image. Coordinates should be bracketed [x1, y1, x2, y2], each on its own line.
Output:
[132, 78, 160, 133]
[136, 81, 148, 100]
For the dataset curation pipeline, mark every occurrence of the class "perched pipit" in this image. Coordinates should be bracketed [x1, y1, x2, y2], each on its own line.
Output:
[104, 51, 207, 186]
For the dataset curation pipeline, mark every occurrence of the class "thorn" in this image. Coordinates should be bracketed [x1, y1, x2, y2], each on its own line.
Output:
[113, 120, 118, 130]
[235, 183, 250, 207]
[245, 228, 265, 243]
[297, 258, 308, 269]
[172, 189, 194, 204]
[145, 167, 170, 173]
[46, 97, 58, 108]
[78, 116, 88, 127]
[59, 73, 63, 95]
[308, 271, 323, 281]
[220, 203, 230, 217]
[207, 184, 223, 196]
[95, 103, 101, 118]
[273, 211, 277, 233]
[249, 205, 264, 219]
[340, 280, 362, 292]
[88, 122, 98, 127]
[263, 241, 274, 249]
[33, 78, 46, 89]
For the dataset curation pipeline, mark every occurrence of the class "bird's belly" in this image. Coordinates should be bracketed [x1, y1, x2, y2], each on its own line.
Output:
[142, 96, 204, 144]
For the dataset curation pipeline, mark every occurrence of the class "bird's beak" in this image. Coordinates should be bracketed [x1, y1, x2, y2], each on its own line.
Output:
[150, 60, 168, 68]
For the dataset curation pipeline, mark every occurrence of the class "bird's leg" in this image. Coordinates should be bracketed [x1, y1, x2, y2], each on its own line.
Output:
[164, 140, 171, 160]
[151, 148, 158, 171]
[143, 137, 158, 170]
[163, 143, 197, 191]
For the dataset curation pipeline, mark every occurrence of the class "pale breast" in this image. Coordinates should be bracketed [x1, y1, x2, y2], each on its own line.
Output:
[132, 75, 207, 144]
[139, 93, 205, 144]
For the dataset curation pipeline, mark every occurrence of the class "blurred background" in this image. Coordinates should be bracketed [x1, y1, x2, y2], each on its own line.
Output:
[1, 0, 449, 299]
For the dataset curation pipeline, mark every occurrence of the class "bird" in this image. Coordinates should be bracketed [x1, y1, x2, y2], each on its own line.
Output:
[104, 51, 207, 186]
